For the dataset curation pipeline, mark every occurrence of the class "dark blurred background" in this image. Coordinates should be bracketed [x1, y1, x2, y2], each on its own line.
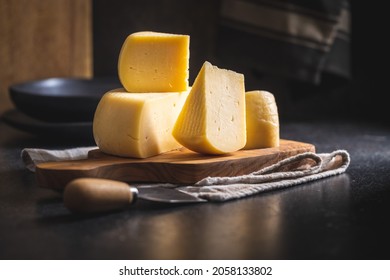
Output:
[1, 0, 386, 124]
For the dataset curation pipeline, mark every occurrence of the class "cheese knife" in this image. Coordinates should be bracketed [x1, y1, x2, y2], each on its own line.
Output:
[63, 178, 206, 213]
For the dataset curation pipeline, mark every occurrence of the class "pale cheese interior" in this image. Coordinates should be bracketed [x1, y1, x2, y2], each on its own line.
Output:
[173, 61, 246, 154]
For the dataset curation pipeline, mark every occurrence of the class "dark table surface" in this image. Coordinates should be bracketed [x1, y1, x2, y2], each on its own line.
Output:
[1, 117, 390, 260]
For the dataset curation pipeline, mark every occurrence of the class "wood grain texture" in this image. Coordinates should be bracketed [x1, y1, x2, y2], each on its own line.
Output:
[36, 139, 315, 190]
[0, 0, 92, 114]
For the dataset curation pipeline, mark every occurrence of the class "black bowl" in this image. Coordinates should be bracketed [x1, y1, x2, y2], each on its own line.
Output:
[9, 77, 121, 122]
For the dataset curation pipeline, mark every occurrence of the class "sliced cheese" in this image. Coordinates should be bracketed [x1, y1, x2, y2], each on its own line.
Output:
[243, 90, 279, 149]
[93, 88, 189, 158]
[118, 31, 189, 92]
[172, 61, 246, 154]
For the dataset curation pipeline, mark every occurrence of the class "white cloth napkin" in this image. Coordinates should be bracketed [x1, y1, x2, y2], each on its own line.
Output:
[21, 147, 350, 202]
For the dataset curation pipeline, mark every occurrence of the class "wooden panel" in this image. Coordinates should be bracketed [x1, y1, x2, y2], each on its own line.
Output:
[35, 139, 315, 189]
[0, 0, 92, 114]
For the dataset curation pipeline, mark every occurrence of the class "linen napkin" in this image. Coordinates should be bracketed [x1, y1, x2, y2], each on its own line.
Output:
[21, 147, 350, 202]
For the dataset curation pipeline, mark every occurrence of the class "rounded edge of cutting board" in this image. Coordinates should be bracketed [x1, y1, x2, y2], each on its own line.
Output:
[35, 139, 315, 189]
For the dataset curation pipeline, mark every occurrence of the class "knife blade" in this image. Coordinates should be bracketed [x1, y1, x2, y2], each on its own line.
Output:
[63, 178, 206, 213]
[136, 186, 206, 204]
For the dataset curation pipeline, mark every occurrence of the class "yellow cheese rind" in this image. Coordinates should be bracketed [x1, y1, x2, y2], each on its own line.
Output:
[93, 88, 189, 158]
[118, 31, 189, 93]
[173, 61, 246, 154]
[243, 90, 279, 149]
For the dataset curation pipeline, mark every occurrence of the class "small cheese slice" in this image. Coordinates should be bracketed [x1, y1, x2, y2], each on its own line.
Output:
[172, 61, 246, 154]
[118, 31, 189, 92]
[93, 88, 189, 158]
[243, 90, 279, 149]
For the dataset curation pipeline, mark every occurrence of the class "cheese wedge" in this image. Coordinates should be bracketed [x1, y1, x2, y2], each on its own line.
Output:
[172, 61, 246, 154]
[243, 90, 279, 149]
[118, 31, 189, 92]
[93, 88, 189, 158]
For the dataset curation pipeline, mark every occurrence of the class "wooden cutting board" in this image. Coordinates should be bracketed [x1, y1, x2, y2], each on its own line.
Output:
[36, 139, 315, 190]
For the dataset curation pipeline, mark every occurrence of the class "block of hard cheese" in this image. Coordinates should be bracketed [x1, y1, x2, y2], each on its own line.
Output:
[172, 61, 246, 155]
[93, 88, 189, 158]
[243, 90, 279, 149]
[118, 31, 189, 92]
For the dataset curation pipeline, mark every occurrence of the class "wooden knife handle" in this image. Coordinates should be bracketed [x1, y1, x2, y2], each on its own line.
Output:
[63, 178, 138, 213]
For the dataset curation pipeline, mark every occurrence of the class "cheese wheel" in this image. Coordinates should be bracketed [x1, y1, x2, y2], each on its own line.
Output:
[118, 31, 189, 93]
[243, 90, 279, 149]
[172, 61, 246, 154]
[93, 88, 189, 158]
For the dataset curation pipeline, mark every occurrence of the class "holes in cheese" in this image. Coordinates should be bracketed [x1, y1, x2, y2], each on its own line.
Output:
[118, 31, 189, 93]
[93, 88, 189, 158]
[243, 90, 279, 149]
[172, 61, 246, 154]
